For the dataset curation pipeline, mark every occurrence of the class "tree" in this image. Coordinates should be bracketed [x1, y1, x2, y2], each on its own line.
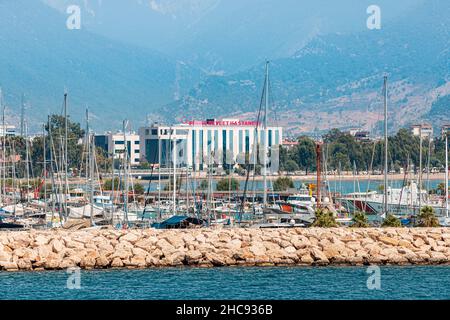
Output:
[381, 214, 401, 227]
[417, 206, 440, 227]
[273, 177, 294, 191]
[312, 208, 338, 227]
[295, 137, 316, 174]
[432, 183, 447, 195]
[216, 177, 239, 191]
[198, 180, 209, 190]
[139, 162, 152, 170]
[45, 114, 85, 170]
[283, 159, 299, 172]
[351, 212, 369, 228]
[133, 183, 145, 195]
[103, 177, 120, 190]
[164, 178, 182, 191]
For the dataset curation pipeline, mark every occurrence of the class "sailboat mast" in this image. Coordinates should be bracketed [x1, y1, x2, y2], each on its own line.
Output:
[172, 130, 177, 215]
[86, 108, 93, 226]
[89, 134, 94, 226]
[419, 126, 423, 212]
[123, 120, 129, 225]
[63, 92, 69, 219]
[445, 131, 449, 218]
[48, 116, 57, 221]
[158, 138, 161, 220]
[111, 148, 115, 225]
[1, 92, 6, 203]
[25, 121, 30, 203]
[0, 88, 3, 204]
[383, 76, 388, 216]
[20, 94, 25, 137]
[263, 61, 269, 206]
[43, 124, 47, 213]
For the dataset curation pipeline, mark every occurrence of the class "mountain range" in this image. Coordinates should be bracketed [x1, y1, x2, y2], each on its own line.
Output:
[160, 0, 449, 136]
[0, 0, 448, 135]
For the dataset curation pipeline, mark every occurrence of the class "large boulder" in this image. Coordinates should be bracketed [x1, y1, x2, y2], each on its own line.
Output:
[51, 239, 65, 254]
[111, 257, 124, 268]
[185, 250, 203, 264]
[0, 261, 19, 271]
[120, 232, 140, 244]
[378, 236, 399, 246]
[249, 243, 266, 257]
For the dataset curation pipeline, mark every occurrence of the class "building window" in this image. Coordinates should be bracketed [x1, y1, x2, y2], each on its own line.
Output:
[145, 139, 158, 164]
[245, 130, 250, 155]
[222, 130, 227, 166]
[207, 130, 212, 155]
[199, 130, 204, 165]
[176, 129, 189, 135]
[151, 129, 157, 135]
[229, 130, 234, 163]
[192, 130, 196, 169]
[214, 130, 219, 154]
[239, 130, 243, 153]
[268, 129, 272, 147]
[114, 140, 124, 145]
[134, 140, 140, 145]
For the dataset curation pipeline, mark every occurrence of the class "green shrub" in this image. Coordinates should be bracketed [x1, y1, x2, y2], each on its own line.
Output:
[351, 212, 369, 228]
[273, 177, 294, 191]
[417, 206, 440, 227]
[381, 214, 402, 227]
[216, 177, 239, 191]
[312, 208, 338, 227]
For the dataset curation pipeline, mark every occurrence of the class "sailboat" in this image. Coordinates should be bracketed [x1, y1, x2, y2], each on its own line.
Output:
[236, 62, 310, 228]
[438, 127, 450, 226]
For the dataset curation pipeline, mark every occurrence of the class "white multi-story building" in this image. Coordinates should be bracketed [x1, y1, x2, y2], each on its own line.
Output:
[95, 131, 141, 166]
[0, 124, 17, 137]
[139, 118, 283, 171]
[411, 124, 433, 139]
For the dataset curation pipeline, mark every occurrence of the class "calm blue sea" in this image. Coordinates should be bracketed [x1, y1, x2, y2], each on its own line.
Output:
[1, 266, 449, 300]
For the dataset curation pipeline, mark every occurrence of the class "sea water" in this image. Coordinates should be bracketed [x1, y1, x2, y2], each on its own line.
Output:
[1, 266, 449, 300]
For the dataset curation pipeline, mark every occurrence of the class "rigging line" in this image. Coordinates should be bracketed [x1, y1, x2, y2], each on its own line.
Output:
[142, 139, 160, 220]
[239, 66, 266, 223]
[397, 154, 409, 213]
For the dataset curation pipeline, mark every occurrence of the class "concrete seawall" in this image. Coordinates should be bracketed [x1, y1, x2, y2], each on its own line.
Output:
[1, 227, 450, 271]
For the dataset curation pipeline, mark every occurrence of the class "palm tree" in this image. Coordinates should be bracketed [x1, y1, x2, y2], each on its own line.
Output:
[417, 205, 440, 227]
[351, 212, 369, 228]
[312, 208, 338, 227]
[381, 214, 402, 227]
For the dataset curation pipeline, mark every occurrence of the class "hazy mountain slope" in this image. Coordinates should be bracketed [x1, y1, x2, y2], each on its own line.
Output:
[41, 0, 426, 74]
[162, 0, 449, 135]
[0, 0, 203, 131]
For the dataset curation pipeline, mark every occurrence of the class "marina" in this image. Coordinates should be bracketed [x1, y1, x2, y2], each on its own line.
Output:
[0, 70, 449, 231]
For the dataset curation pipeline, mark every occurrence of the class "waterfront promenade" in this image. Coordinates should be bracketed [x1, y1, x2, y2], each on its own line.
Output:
[1, 227, 450, 271]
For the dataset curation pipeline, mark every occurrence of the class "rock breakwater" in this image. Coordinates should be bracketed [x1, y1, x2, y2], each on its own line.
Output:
[1, 227, 450, 271]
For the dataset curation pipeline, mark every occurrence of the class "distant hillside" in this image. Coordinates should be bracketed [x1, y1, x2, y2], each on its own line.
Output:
[0, 0, 203, 131]
[41, 0, 426, 74]
[162, 0, 449, 135]
[425, 94, 450, 131]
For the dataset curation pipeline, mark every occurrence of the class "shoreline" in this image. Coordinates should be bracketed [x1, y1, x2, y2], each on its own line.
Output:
[133, 173, 446, 183]
[2, 227, 450, 272]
